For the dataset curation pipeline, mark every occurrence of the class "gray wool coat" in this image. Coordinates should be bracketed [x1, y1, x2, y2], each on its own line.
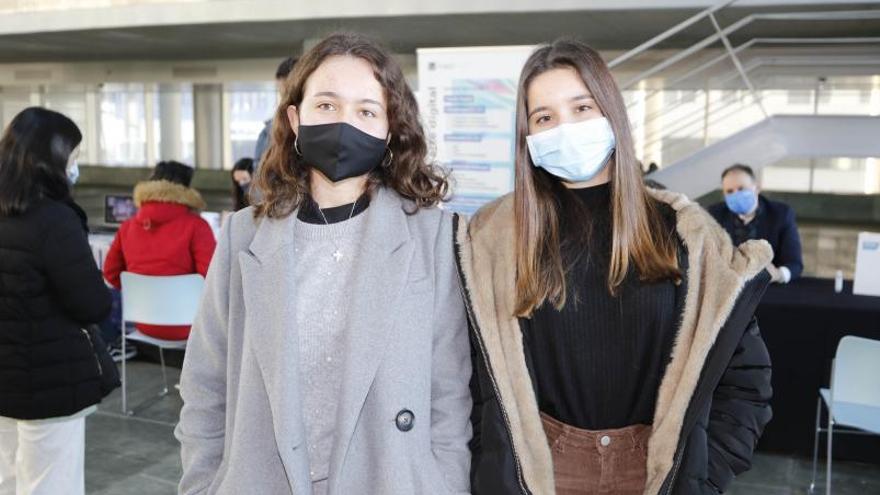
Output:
[174, 187, 473, 494]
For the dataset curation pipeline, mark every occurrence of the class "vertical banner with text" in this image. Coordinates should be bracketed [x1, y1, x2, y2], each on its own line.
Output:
[417, 46, 534, 215]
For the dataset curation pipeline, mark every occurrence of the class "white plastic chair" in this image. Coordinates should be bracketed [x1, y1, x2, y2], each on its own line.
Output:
[119, 272, 204, 415]
[809, 335, 880, 494]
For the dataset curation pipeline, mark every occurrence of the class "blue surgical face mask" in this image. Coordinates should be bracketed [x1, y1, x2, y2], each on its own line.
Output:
[526, 117, 616, 183]
[724, 188, 757, 215]
[67, 161, 80, 185]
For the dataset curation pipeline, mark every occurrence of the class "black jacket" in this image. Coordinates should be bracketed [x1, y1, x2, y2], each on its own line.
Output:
[708, 195, 803, 281]
[455, 189, 774, 495]
[0, 198, 113, 420]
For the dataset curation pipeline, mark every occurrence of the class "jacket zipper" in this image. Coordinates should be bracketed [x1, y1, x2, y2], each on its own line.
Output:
[658, 337, 713, 495]
[658, 276, 770, 494]
[80, 328, 104, 376]
[661, 447, 685, 494]
[452, 216, 531, 495]
[463, 293, 531, 495]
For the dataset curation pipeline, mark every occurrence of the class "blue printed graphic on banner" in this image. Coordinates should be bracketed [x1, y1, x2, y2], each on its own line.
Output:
[440, 79, 518, 215]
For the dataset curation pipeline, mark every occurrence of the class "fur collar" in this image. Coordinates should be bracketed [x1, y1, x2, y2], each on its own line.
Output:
[641, 188, 770, 494]
[133, 180, 206, 211]
[458, 188, 773, 494]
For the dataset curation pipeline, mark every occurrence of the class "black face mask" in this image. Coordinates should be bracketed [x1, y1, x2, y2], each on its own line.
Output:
[297, 122, 387, 182]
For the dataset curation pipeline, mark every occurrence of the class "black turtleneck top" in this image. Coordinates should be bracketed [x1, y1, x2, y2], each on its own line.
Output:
[520, 181, 683, 430]
[297, 193, 370, 225]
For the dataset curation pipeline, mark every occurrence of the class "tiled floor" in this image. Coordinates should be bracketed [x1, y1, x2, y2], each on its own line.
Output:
[85, 359, 880, 494]
[727, 450, 880, 495]
[86, 360, 183, 495]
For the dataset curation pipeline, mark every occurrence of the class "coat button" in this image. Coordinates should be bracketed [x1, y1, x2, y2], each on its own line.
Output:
[395, 409, 415, 432]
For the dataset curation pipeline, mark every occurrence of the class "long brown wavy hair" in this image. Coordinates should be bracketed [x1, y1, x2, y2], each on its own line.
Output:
[254, 32, 448, 218]
[514, 39, 680, 317]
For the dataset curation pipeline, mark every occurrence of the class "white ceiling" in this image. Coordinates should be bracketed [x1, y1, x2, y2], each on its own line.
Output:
[0, 2, 878, 62]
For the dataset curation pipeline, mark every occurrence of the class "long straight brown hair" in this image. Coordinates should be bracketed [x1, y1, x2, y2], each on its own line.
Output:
[514, 39, 680, 317]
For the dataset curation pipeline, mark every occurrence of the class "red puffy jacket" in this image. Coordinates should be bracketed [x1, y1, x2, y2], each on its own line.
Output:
[103, 180, 216, 340]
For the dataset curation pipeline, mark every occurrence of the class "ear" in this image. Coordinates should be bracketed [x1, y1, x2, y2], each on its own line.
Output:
[67, 144, 81, 167]
[286, 105, 299, 135]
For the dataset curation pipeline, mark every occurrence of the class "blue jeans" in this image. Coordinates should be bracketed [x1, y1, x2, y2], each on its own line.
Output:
[97, 288, 122, 345]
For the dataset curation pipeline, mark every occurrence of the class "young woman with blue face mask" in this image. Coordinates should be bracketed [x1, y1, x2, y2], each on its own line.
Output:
[455, 39, 775, 494]
[175, 33, 472, 495]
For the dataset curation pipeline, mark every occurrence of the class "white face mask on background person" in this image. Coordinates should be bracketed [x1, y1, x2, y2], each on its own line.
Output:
[67, 160, 80, 185]
[526, 117, 616, 183]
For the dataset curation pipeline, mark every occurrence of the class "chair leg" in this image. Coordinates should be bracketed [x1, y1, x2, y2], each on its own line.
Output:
[121, 323, 129, 415]
[809, 395, 822, 494]
[158, 348, 169, 396]
[826, 413, 834, 495]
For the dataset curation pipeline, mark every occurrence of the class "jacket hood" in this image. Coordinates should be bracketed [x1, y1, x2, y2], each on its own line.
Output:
[133, 180, 206, 229]
[134, 180, 206, 210]
[645, 187, 772, 276]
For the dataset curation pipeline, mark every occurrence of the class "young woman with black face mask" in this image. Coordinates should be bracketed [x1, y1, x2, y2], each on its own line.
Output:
[175, 33, 472, 495]
[455, 39, 774, 495]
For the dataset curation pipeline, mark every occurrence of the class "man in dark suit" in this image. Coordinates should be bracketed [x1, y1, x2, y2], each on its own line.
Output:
[708, 163, 804, 284]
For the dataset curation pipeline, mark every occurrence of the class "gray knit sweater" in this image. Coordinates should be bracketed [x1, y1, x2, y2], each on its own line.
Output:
[291, 212, 367, 494]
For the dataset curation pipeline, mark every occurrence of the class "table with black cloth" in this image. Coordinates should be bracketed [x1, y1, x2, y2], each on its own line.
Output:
[755, 276, 880, 462]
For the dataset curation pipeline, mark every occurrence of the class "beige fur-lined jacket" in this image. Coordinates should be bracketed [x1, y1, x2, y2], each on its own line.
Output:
[453, 188, 774, 495]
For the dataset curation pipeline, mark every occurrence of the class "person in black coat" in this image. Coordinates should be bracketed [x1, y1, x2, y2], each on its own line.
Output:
[708, 164, 804, 283]
[0, 107, 112, 495]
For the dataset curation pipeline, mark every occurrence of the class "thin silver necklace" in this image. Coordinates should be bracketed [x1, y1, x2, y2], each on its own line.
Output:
[317, 197, 359, 262]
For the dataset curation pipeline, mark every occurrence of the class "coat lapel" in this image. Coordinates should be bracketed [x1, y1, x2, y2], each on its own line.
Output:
[327, 188, 414, 489]
[239, 188, 415, 492]
[238, 212, 309, 489]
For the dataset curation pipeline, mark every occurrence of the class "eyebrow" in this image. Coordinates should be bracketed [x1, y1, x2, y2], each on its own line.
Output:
[527, 93, 595, 119]
[312, 91, 385, 109]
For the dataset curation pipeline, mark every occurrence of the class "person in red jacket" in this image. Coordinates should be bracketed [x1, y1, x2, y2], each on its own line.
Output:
[103, 160, 216, 340]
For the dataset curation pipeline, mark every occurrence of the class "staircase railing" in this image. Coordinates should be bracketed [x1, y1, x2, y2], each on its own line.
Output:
[609, 0, 880, 168]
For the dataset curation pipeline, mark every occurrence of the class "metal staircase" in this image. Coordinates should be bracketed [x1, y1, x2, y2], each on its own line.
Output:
[609, 0, 880, 197]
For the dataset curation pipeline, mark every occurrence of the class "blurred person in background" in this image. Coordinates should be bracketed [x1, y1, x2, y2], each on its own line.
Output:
[708, 163, 803, 284]
[0, 107, 115, 495]
[102, 160, 216, 341]
[231, 157, 254, 211]
[253, 56, 297, 174]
